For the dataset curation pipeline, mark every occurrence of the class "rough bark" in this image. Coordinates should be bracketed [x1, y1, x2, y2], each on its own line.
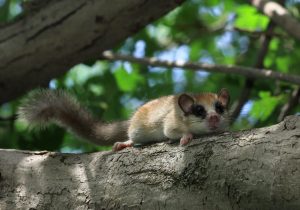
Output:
[251, 0, 300, 40]
[1, 115, 300, 210]
[0, 0, 185, 105]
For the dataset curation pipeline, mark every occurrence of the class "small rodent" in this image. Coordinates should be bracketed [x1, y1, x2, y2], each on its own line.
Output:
[18, 88, 230, 151]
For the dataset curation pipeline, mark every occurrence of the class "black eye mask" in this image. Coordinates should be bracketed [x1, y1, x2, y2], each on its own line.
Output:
[215, 101, 224, 114]
[191, 104, 207, 119]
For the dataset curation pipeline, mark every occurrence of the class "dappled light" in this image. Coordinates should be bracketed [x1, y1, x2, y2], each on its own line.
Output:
[1, 0, 300, 152]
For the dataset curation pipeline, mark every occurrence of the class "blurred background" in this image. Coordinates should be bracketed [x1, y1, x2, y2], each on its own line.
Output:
[0, 0, 299, 152]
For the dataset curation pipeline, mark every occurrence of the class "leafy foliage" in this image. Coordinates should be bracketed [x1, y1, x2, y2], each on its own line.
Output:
[0, 0, 299, 152]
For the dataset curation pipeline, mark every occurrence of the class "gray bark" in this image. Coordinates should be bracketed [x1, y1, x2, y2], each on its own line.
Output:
[1, 115, 300, 210]
[0, 0, 185, 104]
[251, 0, 300, 41]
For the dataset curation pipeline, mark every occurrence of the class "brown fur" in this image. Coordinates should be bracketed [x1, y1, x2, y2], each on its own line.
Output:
[126, 90, 230, 146]
[193, 93, 218, 107]
[18, 89, 128, 146]
[19, 89, 230, 150]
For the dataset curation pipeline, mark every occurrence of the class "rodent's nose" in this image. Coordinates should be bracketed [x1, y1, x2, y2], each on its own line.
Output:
[208, 114, 220, 130]
[209, 114, 220, 123]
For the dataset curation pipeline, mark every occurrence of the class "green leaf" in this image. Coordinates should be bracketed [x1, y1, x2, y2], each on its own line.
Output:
[0, 0, 10, 22]
[234, 5, 268, 30]
[114, 65, 143, 92]
[276, 56, 290, 73]
[190, 41, 202, 61]
[250, 91, 282, 121]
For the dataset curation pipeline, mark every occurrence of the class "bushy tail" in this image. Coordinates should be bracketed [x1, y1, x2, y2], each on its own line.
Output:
[18, 89, 129, 146]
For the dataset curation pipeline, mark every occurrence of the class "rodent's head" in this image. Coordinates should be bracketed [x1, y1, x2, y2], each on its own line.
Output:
[178, 88, 230, 134]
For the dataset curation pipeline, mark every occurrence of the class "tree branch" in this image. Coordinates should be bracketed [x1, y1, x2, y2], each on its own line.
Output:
[232, 27, 287, 38]
[278, 87, 300, 122]
[0, 115, 300, 209]
[101, 51, 300, 85]
[0, 114, 16, 122]
[251, 0, 300, 40]
[0, 0, 185, 105]
[230, 20, 276, 123]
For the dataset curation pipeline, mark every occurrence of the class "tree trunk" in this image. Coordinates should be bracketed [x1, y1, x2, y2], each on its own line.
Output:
[0, 116, 300, 209]
[0, 0, 185, 104]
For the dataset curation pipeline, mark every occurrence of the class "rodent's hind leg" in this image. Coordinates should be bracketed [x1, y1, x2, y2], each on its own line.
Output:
[168, 138, 179, 144]
[179, 133, 194, 146]
[112, 140, 133, 152]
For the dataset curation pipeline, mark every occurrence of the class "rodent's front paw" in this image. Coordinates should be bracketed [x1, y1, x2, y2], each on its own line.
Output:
[112, 140, 133, 152]
[112, 142, 122, 152]
[180, 133, 193, 146]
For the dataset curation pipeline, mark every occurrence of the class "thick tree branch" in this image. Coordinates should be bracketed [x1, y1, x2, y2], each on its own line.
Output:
[251, 0, 300, 40]
[0, 0, 185, 105]
[101, 51, 300, 85]
[0, 115, 300, 209]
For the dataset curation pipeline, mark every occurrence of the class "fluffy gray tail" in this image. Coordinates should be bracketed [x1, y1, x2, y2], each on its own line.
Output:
[18, 89, 128, 146]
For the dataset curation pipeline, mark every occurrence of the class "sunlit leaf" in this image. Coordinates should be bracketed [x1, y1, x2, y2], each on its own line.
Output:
[250, 91, 282, 121]
[114, 65, 143, 92]
[234, 5, 268, 30]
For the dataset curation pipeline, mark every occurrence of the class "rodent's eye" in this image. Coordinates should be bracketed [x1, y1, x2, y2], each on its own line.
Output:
[215, 101, 224, 114]
[192, 105, 206, 118]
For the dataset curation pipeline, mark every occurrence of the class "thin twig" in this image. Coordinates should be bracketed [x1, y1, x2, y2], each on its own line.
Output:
[230, 21, 277, 123]
[101, 51, 300, 85]
[278, 87, 300, 122]
[232, 27, 287, 38]
[0, 114, 17, 122]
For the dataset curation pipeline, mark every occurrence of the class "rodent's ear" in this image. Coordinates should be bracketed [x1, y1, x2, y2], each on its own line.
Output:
[218, 88, 230, 108]
[178, 94, 195, 115]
